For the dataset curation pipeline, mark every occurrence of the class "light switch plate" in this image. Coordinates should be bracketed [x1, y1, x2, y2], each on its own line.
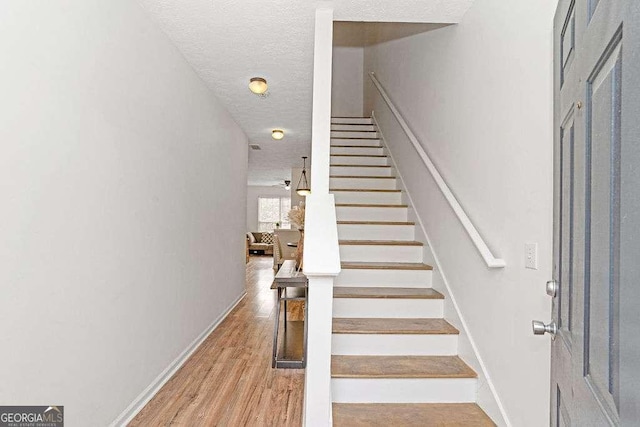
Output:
[525, 243, 538, 270]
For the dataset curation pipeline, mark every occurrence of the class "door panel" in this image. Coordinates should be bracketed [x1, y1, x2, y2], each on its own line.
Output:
[619, 4, 640, 424]
[584, 37, 622, 416]
[552, 1, 638, 425]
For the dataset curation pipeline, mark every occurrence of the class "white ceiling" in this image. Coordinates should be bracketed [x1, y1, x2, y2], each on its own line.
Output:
[138, 0, 474, 186]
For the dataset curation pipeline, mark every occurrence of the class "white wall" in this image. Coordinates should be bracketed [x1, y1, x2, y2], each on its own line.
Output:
[0, 1, 248, 425]
[331, 47, 364, 117]
[246, 185, 291, 231]
[363, 1, 557, 425]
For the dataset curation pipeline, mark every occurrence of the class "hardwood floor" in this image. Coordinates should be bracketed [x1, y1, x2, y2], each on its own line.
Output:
[129, 256, 304, 426]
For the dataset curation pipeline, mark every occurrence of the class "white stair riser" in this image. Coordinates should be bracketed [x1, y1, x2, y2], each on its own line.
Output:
[330, 177, 396, 190]
[331, 131, 380, 139]
[330, 166, 391, 177]
[332, 334, 458, 356]
[337, 224, 415, 241]
[333, 298, 442, 318]
[330, 146, 384, 156]
[335, 269, 432, 288]
[339, 244, 422, 263]
[333, 191, 401, 205]
[332, 117, 373, 125]
[336, 206, 408, 222]
[331, 378, 477, 403]
[330, 155, 388, 166]
[331, 138, 381, 146]
[331, 124, 377, 131]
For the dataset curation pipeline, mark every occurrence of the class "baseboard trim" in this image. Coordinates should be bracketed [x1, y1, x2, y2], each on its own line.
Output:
[109, 291, 247, 426]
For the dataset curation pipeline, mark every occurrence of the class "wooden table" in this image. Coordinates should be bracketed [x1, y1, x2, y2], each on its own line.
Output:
[271, 260, 307, 369]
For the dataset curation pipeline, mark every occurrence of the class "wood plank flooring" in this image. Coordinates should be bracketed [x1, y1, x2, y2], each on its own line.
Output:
[129, 256, 304, 426]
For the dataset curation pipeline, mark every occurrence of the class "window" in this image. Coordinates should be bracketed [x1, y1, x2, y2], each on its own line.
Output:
[258, 197, 291, 231]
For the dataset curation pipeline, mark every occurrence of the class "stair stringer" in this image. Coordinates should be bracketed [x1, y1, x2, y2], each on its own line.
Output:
[372, 112, 510, 427]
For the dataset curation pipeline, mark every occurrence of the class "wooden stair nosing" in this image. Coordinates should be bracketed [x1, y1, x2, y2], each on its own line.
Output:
[332, 317, 457, 335]
[330, 164, 391, 168]
[331, 125, 374, 127]
[331, 317, 460, 335]
[330, 137, 381, 140]
[339, 240, 423, 246]
[332, 403, 496, 427]
[331, 355, 477, 379]
[330, 145, 382, 148]
[331, 129, 379, 133]
[341, 262, 433, 271]
[333, 287, 443, 300]
[330, 188, 400, 193]
[330, 175, 396, 179]
[335, 203, 408, 208]
[330, 154, 388, 158]
[337, 221, 415, 225]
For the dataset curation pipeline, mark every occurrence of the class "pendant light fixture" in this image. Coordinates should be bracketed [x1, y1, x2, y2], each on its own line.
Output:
[296, 156, 311, 196]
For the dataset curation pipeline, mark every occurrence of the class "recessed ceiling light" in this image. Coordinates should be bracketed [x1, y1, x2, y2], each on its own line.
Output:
[272, 129, 284, 140]
[249, 77, 267, 94]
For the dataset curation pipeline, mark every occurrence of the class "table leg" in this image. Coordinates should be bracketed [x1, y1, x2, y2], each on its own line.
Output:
[303, 286, 308, 367]
[272, 287, 281, 368]
[284, 294, 288, 332]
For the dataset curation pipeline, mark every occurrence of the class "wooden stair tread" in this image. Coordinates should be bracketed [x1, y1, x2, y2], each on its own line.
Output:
[337, 221, 415, 225]
[331, 129, 379, 132]
[341, 262, 432, 270]
[331, 355, 477, 379]
[330, 145, 382, 149]
[330, 175, 396, 179]
[333, 318, 457, 335]
[331, 137, 382, 140]
[333, 287, 443, 300]
[336, 203, 408, 209]
[333, 403, 495, 427]
[331, 188, 400, 192]
[330, 164, 391, 168]
[339, 240, 423, 246]
[330, 154, 388, 158]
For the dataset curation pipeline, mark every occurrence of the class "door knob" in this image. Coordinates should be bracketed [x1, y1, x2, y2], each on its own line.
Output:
[532, 320, 557, 338]
[546, 280, 557, 297]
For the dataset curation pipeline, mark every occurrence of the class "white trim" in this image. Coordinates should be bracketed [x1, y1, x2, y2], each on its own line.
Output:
[372, 113, 512, 426]
[109, 292, 247, 427]
[369, 73, 505, 269]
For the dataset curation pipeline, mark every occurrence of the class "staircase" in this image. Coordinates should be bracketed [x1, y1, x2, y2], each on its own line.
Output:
[329, 117, 495, 426]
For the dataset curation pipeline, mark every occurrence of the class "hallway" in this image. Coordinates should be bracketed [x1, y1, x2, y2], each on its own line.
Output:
[130, 257, 304, 426]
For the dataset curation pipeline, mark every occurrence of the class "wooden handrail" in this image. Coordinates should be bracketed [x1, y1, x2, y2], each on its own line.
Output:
[369, 72, 506, 268]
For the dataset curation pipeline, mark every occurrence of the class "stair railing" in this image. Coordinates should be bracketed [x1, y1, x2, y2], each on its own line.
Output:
[302, 7, 341, 427]
[369, 72, 506, 268]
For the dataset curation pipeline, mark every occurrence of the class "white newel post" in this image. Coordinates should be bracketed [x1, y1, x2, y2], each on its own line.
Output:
[303, 194, 340, 426]
[303, 8, 338, 426]
[310, 7, 333, 194]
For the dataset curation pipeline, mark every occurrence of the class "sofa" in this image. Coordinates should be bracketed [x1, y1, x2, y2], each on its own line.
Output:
[246, 231, 274, 255]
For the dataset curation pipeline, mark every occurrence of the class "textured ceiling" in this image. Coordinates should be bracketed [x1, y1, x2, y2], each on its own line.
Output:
[138, 0, 474, 186]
